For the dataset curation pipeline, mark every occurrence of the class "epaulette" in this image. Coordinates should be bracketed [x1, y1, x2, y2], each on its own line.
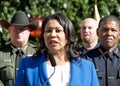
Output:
[28, 43, 38, 48]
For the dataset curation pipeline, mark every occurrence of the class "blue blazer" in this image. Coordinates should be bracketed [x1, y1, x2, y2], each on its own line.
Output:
[14, 51, 99, 86]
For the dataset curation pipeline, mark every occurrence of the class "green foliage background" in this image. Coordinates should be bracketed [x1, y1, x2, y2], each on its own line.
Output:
[0, 0, 120, 47]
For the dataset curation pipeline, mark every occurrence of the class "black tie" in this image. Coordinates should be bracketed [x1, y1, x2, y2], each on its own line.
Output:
[15, 48, 23, 75]
[105, 53, 117, 86]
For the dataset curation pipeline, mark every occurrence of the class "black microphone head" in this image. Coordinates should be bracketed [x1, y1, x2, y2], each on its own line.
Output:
[48, 53, 56, 67]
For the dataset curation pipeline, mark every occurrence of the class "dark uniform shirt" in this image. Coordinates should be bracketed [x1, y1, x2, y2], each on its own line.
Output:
[84, 46, 120, 86]
[0, 43, 37, 86]
[78, 43, 99, 57]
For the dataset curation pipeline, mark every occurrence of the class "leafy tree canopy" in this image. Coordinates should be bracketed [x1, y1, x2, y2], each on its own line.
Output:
[0, 0, 120, 46]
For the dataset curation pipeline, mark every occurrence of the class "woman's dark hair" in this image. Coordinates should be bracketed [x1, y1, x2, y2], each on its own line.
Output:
[34, 13, 80, 58]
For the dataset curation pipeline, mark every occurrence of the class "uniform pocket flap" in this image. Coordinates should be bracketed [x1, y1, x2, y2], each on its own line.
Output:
[96, 69, 104, 79]
[0, 65, 14, 80]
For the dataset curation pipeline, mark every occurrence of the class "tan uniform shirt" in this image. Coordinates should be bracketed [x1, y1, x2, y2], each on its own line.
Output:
[0, 43, 36, 86]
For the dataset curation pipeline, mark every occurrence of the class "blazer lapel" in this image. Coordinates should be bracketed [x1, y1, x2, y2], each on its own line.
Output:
[38, 52, 51, 86]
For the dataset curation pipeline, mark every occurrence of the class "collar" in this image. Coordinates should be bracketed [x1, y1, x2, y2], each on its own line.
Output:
[112, 47, 120, 58]
[79, 43, 100, 56]
[99, 46, 120, 60]
[11, 44, 28, 54]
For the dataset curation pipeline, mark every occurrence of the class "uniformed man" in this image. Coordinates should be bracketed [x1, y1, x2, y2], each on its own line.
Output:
[79, 18, 99, 56]
[0, 11, 38, 86]
[84, 15, 120, 86]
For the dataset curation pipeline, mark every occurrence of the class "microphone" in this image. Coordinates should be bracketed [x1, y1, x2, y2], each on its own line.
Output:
[48, 53, 56, 67]
[42, 53, 56, 86]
